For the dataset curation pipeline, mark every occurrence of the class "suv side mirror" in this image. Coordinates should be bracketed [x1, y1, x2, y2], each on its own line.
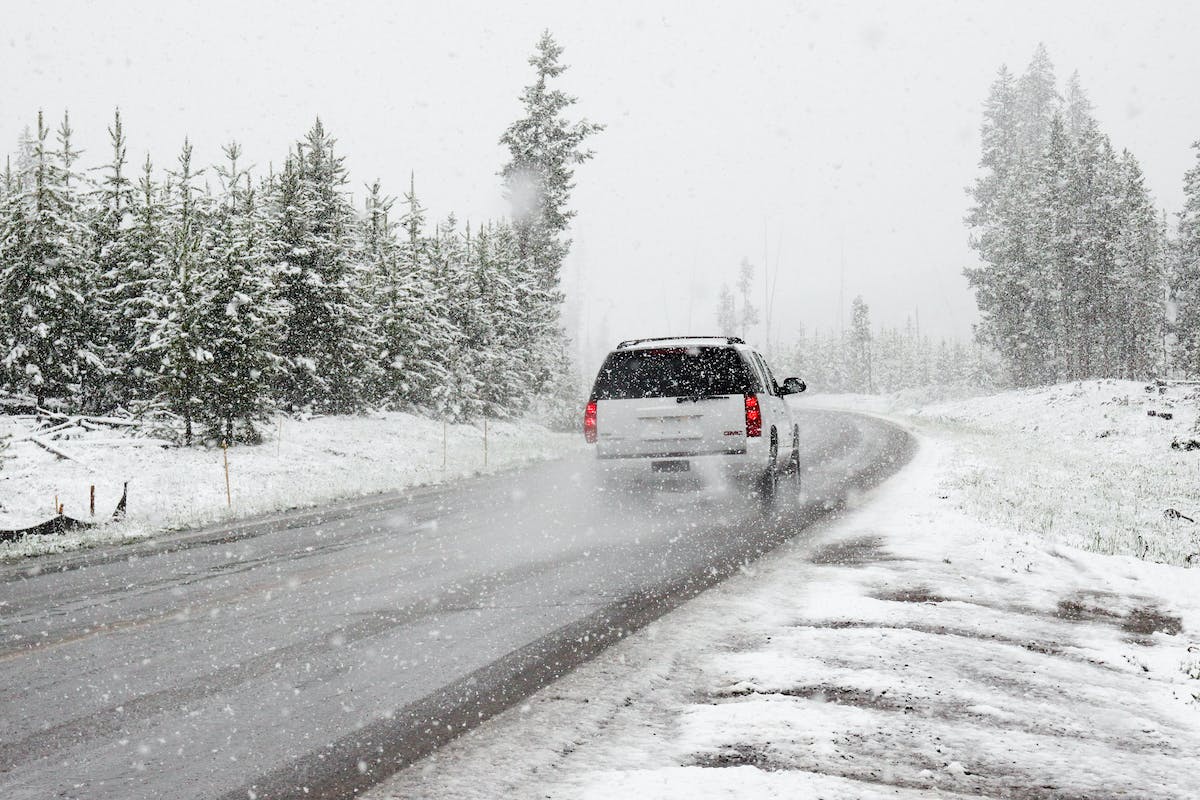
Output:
[781, 377, 806, 395]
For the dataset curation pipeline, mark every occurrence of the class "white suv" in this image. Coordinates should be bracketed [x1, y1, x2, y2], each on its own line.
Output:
[583, 336, 806, 505]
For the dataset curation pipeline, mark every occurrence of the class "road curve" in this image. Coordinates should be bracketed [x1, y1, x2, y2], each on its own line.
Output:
[0, 409, 913, 800]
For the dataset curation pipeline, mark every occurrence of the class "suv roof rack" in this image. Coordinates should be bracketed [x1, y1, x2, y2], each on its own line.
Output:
[616, 336, 744, 349]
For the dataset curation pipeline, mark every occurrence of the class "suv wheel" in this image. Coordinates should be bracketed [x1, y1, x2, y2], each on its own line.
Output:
[759, 431, 779, 511]
[785, 428, 802, 489]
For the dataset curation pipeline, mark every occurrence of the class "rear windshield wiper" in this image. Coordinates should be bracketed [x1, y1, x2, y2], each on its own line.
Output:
[676, 394, 729, 403]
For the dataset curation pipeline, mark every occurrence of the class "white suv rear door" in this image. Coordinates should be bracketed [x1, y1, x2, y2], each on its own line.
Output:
[591, 347, 753, 459]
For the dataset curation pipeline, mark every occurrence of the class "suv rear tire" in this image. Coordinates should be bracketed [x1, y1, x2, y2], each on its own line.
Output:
[758, 431, 779, 511]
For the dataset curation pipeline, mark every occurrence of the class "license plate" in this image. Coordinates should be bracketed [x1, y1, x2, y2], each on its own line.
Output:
[652, 460, 690, 473]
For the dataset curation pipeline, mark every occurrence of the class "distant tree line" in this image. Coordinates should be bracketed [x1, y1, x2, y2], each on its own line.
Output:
[0, 32, 599, 443]
[966, 45, 1171, 386]
[772, 296, 998, 395]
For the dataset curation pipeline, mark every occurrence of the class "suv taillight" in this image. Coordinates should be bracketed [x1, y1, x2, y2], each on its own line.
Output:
[584, 400, 598, 443]
[744, 394, 761, 438]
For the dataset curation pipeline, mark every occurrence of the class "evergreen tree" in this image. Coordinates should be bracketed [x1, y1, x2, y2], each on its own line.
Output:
[425, 215, 476, 420]
[463, 221, 528, 418]
[199, 142, 282, 442]
[1025, 112, 1072, 382]
[1015, 43, 1059, 164]
[1112, 152, 1165, 378]
[1175, 141, 1200, 376]
[716, 285, 737, 335]
[500, 30, 603, 292]
[123, 154, 169, 406]
[847, 296, 872, 392]
[145, 139, 211, 443]
[92, 108, 139, 408]
[270, 120, 377, 414]
[499, 31, 601, 410]
[736, 258, 759, 339]
[967, 47, 1165, 385]
[0, 110, 95, 409]
[374, 177, 455, 413]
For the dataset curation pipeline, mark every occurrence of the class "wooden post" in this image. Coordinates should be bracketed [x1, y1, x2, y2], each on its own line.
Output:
[222, 440, 231, 508]
[54, 494, 59, 515]
[90, 485, 95, 517]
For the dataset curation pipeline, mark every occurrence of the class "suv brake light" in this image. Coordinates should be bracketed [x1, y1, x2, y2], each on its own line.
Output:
[584, 400, 598, 443]
[744, 394, 761, 438]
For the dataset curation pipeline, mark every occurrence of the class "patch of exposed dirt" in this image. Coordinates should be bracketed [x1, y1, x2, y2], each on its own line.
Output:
[873, 585, 949, 603]
[712, 682, 903, 711]
[1055, 591, 1183, 642]
[690, 742, 779, 770]
[1055, 593, 1122, 623]
[1122, 605, 1183, 637]
[808, 536, 900, 567]
[797, 619, 1069, 659]
[688, 742, 1125, 800]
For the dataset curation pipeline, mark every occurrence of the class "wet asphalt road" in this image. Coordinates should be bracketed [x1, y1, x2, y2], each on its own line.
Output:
[0, 409, 912, 800]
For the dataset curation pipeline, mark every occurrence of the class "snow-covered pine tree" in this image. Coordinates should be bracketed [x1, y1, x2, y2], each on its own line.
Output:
[0, 110, 96, 410]
[376, 177, 454, 414]
[199, 142, 282, 442]
[123, 154, 169, 406]
[91, 108, 138, 408]
[361, 178, 399, 407]
[716, 285, 737, 335]
[2, 157, 13, 198]
[874, 326, 901, 390]
[967, 48, 1167, 386]
[966, 65, 1033, 385]
[55, 111, 109, 412]
[466, 220, 530, 418]
[145, 139, 212, 444]
[736, 258, 759, 340]
[847, 296, 872, 392]
[784, 322, 809, 380]
[500, 31, 603, 293]
[425, 215, 479, 421]
[1015, 44, 1060, 166]
[499, 31, 601, 417]
[270, 120, 376, 414]
[967, 47, 1064, 386]
[1174, 142, 1200, 377]
[1064, 106, 1120, 379]
[1113, 151, 1165, 378]
[1024, 112, 1073, 383]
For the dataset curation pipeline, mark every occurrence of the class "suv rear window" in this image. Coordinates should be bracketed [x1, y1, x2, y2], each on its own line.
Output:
[591, 347, 755, 400]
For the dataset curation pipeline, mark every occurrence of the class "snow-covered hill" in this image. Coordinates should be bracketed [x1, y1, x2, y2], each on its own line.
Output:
[811, 380, 1200, 565]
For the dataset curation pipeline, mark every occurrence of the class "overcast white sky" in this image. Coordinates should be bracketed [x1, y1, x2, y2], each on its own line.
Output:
[6, 1, 1200, 372]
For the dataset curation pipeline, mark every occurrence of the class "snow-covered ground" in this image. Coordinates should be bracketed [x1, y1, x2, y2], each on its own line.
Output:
[366, 381, 1200, 799]
[0, 412, 581, 559]
[813, 380, 1200, 565]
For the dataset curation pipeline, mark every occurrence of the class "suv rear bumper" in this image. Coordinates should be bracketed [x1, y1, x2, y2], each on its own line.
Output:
[593, 442, 769, 487]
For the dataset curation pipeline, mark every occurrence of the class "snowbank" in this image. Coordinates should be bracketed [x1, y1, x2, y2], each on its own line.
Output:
[917, 380, 1200, 565]
[812, 380, 1200, 565]
[0, 412, 581, 559]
